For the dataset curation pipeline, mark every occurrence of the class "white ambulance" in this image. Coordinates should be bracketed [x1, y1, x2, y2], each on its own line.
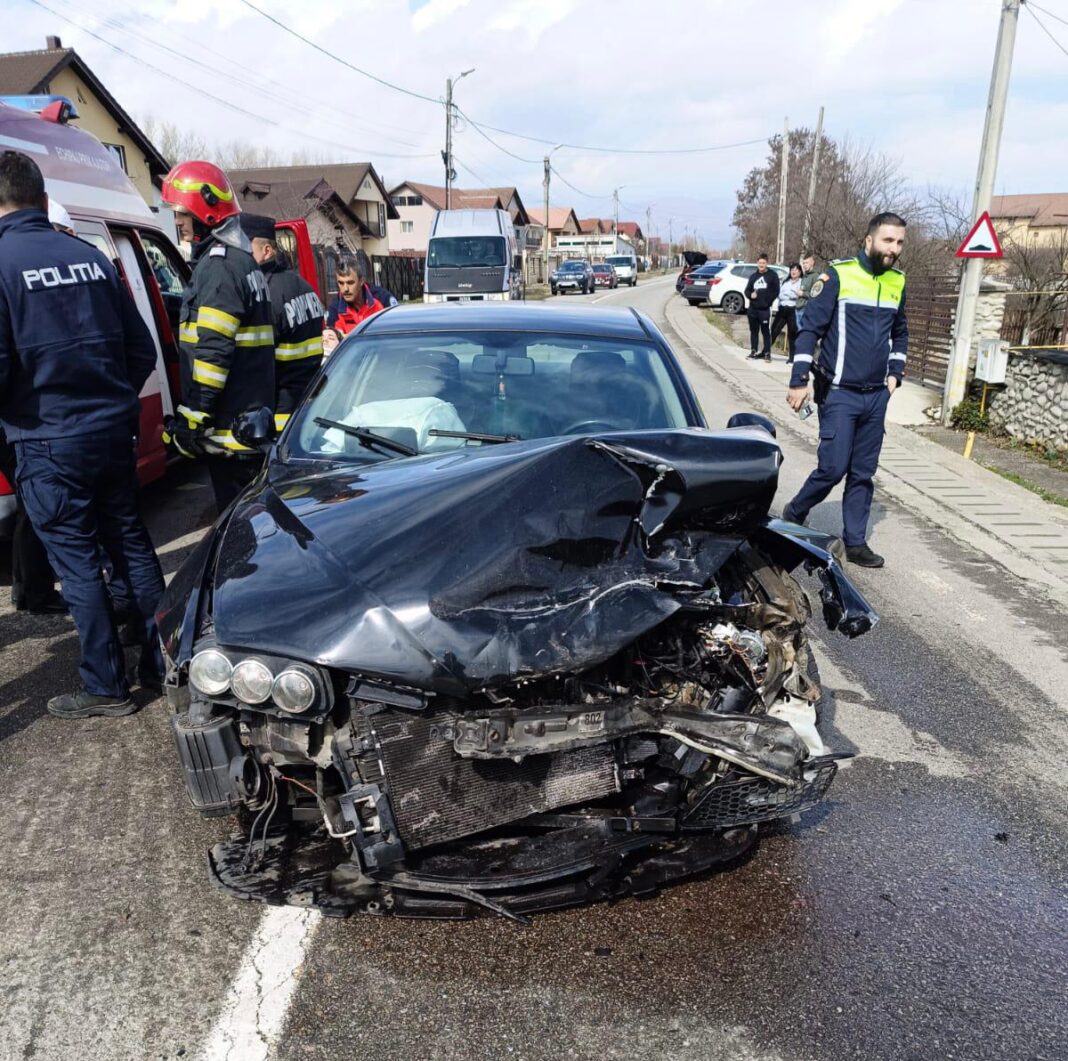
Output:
[0, 97, 189, 536]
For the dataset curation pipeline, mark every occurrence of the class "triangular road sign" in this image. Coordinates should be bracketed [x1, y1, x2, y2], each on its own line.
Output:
[956, 211, 1003, 258]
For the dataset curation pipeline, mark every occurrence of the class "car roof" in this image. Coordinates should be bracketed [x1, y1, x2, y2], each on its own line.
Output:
[361, 302, 654, 340]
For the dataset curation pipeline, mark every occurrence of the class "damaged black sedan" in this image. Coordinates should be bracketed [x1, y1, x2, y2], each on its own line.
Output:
[159, 303, 877, 921]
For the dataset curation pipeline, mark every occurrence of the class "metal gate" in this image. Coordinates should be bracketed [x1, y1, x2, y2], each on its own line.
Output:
[373, 255, 425, 302]
[906, 274, 957, 389]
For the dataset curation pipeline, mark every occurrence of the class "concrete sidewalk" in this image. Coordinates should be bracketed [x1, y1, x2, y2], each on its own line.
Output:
[663, 295, 1068, 606]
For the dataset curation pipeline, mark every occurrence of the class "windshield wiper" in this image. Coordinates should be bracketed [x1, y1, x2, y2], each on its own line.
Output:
[314, 417, 417, 457]
[427, 429, 520, 444]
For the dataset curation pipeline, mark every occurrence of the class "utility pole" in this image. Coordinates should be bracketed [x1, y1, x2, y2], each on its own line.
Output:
[542, 155, 551, 281]
[776, 116, 789, 263]
[942, 0, 1020, 424]
[645, 205, 652, 267]
[443, 69, 474, 210]
[668, 217, 674, 263]
[801, 105, 824, 255]
[444, 78, 453, 209]
[613, 188, 621, 237]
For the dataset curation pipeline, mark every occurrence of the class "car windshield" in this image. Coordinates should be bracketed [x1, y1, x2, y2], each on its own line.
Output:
[606, 257, 632, 267]
[288, 330, 690, 460]
[559, 262, 586, 272]
[593, 265, 611, 273]
[427, 236, 507, 269]
[692, 265, 725, 277]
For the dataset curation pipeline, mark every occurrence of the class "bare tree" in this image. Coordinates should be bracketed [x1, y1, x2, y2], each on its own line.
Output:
[998, 227, 1068, 345]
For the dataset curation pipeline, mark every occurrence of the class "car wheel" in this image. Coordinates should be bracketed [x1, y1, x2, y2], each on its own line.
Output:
[722, 292, 745, 314]
[686, 299, 702, 306]
[551, 287, 557, 295]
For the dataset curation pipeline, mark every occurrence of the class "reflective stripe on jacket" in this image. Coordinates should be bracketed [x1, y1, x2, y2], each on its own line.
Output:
[178, 217, 275, 451]
[262, 254, 323, 431]
[791, 252, 908, 389]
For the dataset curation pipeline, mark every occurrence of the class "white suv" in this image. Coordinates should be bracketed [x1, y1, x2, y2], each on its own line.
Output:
[706, 262, 789, 313]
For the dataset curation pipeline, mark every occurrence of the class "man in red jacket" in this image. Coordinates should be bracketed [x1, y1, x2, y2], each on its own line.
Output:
[322, 251, 395, 355]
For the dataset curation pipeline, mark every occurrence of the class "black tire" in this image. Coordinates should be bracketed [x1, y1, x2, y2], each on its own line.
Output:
[686, 298, 701, 306]
[721, 292, 745, 315]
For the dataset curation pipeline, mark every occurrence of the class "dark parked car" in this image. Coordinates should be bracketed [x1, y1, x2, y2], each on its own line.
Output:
[591, 262, 618, 289]
[676, 250, 708, 292]
[550, 259, 594, 295]
[161, 302, 876, 921]
[681, 262, 727, 305]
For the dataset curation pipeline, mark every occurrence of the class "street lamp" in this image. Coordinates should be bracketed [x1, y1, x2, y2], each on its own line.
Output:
[444, 68, 475, 208]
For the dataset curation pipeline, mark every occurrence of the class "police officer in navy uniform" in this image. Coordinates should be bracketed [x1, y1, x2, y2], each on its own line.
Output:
[160, 160, 274, 512]
[783, 212, 909, 568]
[0, 150, 165, 717]
[239, 213, 324, 434]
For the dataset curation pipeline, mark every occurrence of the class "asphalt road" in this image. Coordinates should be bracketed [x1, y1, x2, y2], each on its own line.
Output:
[1, 277, 1065, 1061]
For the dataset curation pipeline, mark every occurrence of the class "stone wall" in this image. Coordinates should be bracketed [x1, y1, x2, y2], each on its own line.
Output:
[986, 351, 1068, 453]
[975, 289, 1007, 353]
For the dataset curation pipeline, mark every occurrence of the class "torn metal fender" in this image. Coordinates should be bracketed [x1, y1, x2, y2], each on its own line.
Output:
[753, 520, 878, 638]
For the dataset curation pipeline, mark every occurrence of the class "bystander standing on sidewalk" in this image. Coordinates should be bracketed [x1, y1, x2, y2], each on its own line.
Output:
[744, 254, 779, 361]
[769, 262, 803, 362]
[797, 253, 821, 328]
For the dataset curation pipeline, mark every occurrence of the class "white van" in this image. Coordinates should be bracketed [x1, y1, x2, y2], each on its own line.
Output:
[606, 253, 638, 287]
[424, 208, 524, 302]
[0, 98, 190, 536]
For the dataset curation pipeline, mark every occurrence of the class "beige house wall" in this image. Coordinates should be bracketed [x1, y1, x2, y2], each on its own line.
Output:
[47, 67, 157, 206]
[349, 171, 390, 256]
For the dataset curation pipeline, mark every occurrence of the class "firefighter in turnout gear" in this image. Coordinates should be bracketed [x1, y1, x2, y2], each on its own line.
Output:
[160, 160, 275, 512]
[240, 214, 324, 433]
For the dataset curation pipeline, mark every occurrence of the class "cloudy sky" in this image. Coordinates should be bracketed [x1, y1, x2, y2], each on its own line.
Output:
[9, 0, 1068, 245]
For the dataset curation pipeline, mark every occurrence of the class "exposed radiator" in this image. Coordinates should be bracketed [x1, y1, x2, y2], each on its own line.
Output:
[369, 710, 619, 850]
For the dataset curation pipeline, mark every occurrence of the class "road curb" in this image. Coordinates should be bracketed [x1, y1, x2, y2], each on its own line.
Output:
[662, 293, 1068, 608]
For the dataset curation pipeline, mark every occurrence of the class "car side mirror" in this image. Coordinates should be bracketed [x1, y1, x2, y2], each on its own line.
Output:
[727, 412, 777, 438]
[232, 406, 276, 452]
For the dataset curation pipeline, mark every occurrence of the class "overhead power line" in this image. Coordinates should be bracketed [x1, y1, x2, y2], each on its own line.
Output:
[239, 0, 440, 104]
[1024, 1, 1068, 58]
[26, 0, 438, 159]
[237, 1, 774, 158]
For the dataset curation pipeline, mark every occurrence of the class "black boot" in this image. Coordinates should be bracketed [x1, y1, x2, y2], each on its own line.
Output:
[47, 688, 137, 718]
[845, 544, 885, 568]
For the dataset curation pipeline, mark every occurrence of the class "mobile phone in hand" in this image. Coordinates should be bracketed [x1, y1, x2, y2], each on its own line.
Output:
[798, 401, 815, 420]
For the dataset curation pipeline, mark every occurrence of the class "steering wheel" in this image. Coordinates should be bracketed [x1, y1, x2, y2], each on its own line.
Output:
[560, 419, 619, 436]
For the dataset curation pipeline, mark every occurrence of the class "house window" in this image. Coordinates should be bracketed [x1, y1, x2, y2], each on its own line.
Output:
[104, 143, 127, 172]
[378, 202, 386, 236]
[401, 221, 414, 234]
[390, 194, 423, 207]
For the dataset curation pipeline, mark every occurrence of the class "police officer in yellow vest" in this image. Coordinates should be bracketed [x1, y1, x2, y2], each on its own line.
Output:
[783, 212, 908, 568]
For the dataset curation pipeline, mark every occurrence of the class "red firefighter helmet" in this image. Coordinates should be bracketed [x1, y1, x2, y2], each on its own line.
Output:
[161, 160, 240, 226]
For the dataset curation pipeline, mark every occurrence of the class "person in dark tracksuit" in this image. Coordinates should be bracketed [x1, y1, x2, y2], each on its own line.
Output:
[160, 160, 275, 513]
[783, 212, 909, 569]
[0, 150, 165, 717]
[240, 213, 324, 433]
[744, 254, 780, 361]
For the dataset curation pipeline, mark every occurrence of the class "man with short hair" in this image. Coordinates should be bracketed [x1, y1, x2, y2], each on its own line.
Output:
[783, 212, 909, 568]
[797, 252, 819, 327]
[241, 213, 324, 433]
[744, 254, 780, 361]
[322, 251, 397, 354]
[0, 150, 165, 717]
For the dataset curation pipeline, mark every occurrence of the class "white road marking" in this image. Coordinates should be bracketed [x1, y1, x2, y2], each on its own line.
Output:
[199, 906, 319, 1061]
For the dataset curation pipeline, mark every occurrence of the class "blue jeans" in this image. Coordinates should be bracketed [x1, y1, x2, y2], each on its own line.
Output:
[785, 386, 890, 546]
[15, 434, 165, 697]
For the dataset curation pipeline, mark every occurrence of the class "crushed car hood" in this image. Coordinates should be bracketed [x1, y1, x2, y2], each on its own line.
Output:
[178, 429, 783, 693]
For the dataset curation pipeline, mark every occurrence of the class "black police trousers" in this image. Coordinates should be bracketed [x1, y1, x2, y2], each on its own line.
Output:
[15, 434, 165, 698]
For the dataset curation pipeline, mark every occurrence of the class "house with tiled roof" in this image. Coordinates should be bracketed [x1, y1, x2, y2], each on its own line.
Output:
[230, 163, 398, 257]
[388, 181, 531, 252]
[0, 35, 168, 205]
[990, 193, 1068, 250]
[528, 206, 581, 241]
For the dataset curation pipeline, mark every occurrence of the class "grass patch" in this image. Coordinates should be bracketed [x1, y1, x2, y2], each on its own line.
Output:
[981, 464, 1068, 507]
[701, 307, 737, 341]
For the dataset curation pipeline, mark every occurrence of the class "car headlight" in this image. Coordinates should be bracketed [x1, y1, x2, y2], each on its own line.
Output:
[231, 659, 274, 704]
[189, 649, 233, 696]
[272, 667, 317, 713]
